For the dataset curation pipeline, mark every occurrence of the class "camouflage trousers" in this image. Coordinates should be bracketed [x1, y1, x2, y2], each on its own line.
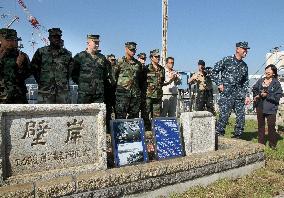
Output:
[196, 90, 216, 116]
[140, 93, 147, 122]
[216, 96, 245, 136]
[38, 91, 69, 104]
[115, 95, 140, 119]
[0, 89, 28, 104]
[105, 96, 115, 134]
[77, 92, 104, 104]
[145, 98, 162, 131]
[0, 95, 28, 104]
[12, 95, 28, 104]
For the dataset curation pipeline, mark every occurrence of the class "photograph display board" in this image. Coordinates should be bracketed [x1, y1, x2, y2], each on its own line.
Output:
[110, 119, 148, 167]
[152, 117, 184, 160]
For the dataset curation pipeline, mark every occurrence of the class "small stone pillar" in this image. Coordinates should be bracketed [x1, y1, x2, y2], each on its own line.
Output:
[180, 111, 215, 155]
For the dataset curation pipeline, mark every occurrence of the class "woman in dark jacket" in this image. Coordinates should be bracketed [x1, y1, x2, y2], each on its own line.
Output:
[252, 64, 283, 149]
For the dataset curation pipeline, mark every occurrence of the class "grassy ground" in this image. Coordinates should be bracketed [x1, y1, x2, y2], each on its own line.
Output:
[169, 118, 284, 198]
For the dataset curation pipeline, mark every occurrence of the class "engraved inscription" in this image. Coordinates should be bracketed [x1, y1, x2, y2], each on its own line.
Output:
[65, 119, 84, 144]
[14, 148, 92, 167]
[22, 120, 51, 146]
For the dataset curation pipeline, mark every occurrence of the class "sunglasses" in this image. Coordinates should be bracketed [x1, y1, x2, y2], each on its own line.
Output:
[129, 49, 136, 52]
[154, 55, 160, 58]
[140, 57, 146, 60]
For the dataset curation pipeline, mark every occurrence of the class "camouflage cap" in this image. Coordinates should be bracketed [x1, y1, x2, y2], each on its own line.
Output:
[0, 28, 19, 40]
[137, 52, 146, 59]
[107, 54, 116, 60]
[87, 34, 100, 41]
[150, 49, 160, 57]
[48, 28, 62, 36]
[125, 42, 137, 50]
[236, 41, 250, 49]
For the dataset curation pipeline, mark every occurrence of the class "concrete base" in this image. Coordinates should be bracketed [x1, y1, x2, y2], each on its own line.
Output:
[0, 138, 265, 198]
[128, 161, 265, 198]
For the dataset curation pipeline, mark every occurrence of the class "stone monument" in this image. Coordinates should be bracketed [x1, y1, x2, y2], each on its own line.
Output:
[0, 104, 107, 184]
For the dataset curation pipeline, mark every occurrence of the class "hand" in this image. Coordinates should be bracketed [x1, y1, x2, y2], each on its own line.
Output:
[218, 84, 224, 92]
[16, 52, 26, 68]
[261, 92, 268, 97]
[188, 74, 197, 84]
[253, 95, 260, 102]
[245, 96, 250, 105]
[169, 71, 177, 80]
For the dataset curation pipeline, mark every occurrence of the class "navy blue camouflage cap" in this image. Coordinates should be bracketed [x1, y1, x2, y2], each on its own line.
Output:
[48, 28, 62, 36]
[137, 52, 146, 59]
[0, 28, 20, 40]
[125, 42, 137, 50]
[87, 34, 100, 41]
[236, 41, 250, 49]
[150, 49, 160, 57]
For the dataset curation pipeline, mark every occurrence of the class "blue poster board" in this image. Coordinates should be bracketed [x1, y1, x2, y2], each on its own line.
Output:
[110, 119, 148, 167]
[152, 117, 184, 160]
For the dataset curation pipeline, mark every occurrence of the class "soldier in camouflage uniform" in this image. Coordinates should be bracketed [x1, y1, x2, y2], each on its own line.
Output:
[211, 42, 251, 138]
[113, 42, 143, 119]
[145, 49, 165, 130]
[31, 28, 73, 104]
[71, 35, 112, 104]
[107, 54, 116, 66]
[0, 28, 30, 104]
[188, 60, 215, 115]
[137, 52, 148, 122]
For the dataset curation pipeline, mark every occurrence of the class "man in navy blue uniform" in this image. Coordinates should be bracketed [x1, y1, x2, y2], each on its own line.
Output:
[211, 42, 251, 138]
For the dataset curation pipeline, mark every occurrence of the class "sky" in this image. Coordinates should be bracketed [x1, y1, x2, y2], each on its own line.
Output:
[1, 0, 284, 75]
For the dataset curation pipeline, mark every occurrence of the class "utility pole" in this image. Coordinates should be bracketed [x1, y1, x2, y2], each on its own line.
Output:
[162, 0, 168, 67]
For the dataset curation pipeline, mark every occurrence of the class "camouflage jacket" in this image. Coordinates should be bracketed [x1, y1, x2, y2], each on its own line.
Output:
[113, 56, 143, 97]
[31, 46, 73, 95]
[211, 55, 248, 99]
[71, 51, 112, 96]
[0, 49, 30, 103]
[146, 63, 165, 99]
[191, 71, 213, 91]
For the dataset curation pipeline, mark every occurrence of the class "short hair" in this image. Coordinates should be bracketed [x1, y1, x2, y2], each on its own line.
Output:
[198, 60, 205, 66]
[166, 57, 174, 63]
[265, 64, 278, 78]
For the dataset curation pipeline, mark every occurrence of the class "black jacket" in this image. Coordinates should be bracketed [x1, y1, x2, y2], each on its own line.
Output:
[252, 77, 283, 114]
